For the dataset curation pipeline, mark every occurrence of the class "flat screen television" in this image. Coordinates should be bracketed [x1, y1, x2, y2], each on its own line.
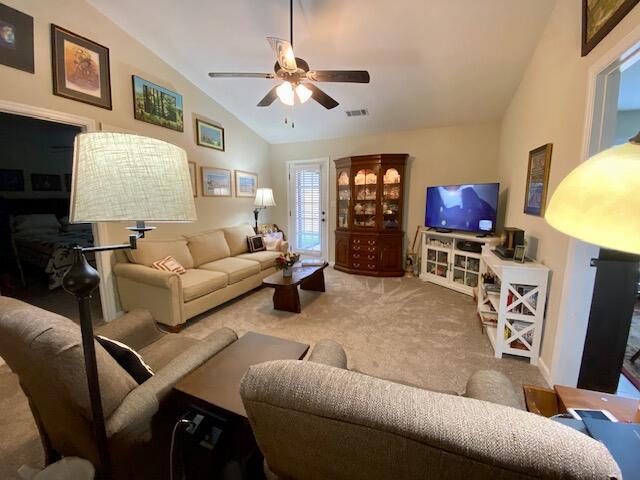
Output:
[425, 182, 499, 234]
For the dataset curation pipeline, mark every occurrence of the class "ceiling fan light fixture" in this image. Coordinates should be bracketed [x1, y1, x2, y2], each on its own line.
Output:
[276, 81, 295, 106]
[295, 83, 312, 103]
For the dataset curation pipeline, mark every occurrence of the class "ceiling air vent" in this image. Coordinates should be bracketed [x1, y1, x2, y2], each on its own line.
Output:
[345, 108, 369, 118]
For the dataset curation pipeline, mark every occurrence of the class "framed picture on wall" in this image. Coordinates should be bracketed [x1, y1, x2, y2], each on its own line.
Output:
[524, 143, 553, 216]
[235, 170, 257, 198]
[0, 3, 34, 73]
[582, 0, 640, 56]
[196, 119, 225, 151]
[31, 173, 62, 192]
[201, 167, 231, 197]
[132, 75, 184, 132]
[0, 168, 24, 191]
[51, 25, 112, 109]
[188, 161, 197, 197]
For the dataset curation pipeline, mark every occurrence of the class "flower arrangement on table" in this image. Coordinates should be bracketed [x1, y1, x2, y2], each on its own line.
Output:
[274, 252, 300, 277]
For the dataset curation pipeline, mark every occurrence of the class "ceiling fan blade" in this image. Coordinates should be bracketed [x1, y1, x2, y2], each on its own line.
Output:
[306, 83, 339, 109]
[208, 72, 275, 79]
[306, 70, 370, 83]
[267, 37, 297, 73]
[257, 86, 279, 107]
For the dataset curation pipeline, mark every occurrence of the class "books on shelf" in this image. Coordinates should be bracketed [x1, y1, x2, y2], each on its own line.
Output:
[504, 320, 533, 350]
[506, 284, 538, 315]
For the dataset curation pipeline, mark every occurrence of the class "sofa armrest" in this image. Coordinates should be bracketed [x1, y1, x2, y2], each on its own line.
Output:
[106, 327, 238, 437]
[307, 339, 347, 369]
[95, 309, 164, 352]
[113, 263, 179, 289]
[463, 370, 522, 409]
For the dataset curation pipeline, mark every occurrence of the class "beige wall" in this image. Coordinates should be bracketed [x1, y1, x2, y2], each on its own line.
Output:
[269, 122, 501, 261]
[497, 0, 640, 378]
[0, 0, 272, 244]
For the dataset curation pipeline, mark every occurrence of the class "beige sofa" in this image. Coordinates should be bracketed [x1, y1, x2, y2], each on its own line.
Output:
[114, 224, 287, 329]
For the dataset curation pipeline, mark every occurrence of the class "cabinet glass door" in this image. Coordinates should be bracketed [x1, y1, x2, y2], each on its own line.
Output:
[337, 170, 350, 228]
[382, 167, 401, 229]
[353, 168, 377, 228]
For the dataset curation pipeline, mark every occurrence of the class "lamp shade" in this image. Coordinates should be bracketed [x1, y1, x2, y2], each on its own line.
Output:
[545, 140, 640, 255]
[69, 132, 197, 223]
[254, 188, 276, 208]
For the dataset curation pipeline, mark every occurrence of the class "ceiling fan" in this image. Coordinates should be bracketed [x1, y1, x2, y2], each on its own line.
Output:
[208, 0, 370, 110]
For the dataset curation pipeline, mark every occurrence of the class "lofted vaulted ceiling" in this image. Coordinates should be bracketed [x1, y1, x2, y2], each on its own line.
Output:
[89, 0, 556, 144]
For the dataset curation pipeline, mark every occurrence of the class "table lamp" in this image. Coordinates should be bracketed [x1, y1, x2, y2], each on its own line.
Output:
[63, 132, 197, 477]
[545, 132, 640, 393]
[253, 187, 276, 230]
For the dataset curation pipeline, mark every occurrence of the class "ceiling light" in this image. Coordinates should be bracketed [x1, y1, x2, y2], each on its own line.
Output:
[295, 83, 312, 103]
[276, 81, 294, 106]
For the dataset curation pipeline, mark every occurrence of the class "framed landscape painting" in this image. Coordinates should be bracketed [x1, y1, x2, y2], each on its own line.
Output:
[582, 0, 640, 56]
[235, 170, 257, 198]
[132, 75, 184, 132]
[0, 3, 34, 73]
[524, 144, 553, 216]
[201, 167, 231, 197]
[188, 161, 197, 197]
[51, 25, 112, 109]
[196, 119, 225, 151]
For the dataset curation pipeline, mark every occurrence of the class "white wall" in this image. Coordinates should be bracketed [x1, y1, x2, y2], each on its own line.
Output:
[269, 122, 501, 261]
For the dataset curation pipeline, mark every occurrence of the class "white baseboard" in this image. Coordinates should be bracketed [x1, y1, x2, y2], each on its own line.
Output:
[538, 357, 552, 387]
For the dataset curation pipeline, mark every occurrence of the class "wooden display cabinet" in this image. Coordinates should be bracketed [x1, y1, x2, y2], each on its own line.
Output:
[334, 154, 408, 277]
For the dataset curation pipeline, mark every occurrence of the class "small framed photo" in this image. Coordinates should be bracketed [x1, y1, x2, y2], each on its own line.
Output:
[524, 143, 553, 216]
[0, 3, 34, 73]
[0, 169, 24, 191]
[31, 174, 61, 192]
[51, 25, 112, 109]
[235, 170, 257, 198]
[513, 245, 526, 263]
[201, 167, 231, 197]
[188, 161, 197, 197]
[196, 119, 225, 151]
[132, 75, 184, 132]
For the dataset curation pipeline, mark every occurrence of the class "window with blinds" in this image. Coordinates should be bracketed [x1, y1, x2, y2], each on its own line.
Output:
[293, 164, 321, 252]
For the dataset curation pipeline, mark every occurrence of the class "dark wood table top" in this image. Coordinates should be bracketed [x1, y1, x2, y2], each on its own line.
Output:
[173, 331, 310, 417]
[262, 262, 329, 287]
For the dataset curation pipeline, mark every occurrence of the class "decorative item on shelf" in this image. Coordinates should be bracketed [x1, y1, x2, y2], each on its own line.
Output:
[64, 132, 196, 478]
[524, 143, 553, 216]
[201, 167, 231, 197]
[0, 3, 34, 73]
[513, 244, 526, 263]
[495, 227, 525, 259]
[253, 187, 276, 230]
[51, 25, 111, 109]
[235, 170, 258, 197]
[195, 118, 225, 151]
[582, 0, 640, 56]
[274, 251, 300, 277]
[132, 75, 183, 131]
[338, 172, 349, 186]
[383, 168, 400, 184]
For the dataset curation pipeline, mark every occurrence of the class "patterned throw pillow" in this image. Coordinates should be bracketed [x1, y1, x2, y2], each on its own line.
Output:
[247, 235, 266, 252]
[95, 335, 154, 384]
[151, 255, 186, 274]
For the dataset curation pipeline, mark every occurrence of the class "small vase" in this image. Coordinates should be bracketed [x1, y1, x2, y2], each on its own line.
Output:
[283, 266, 293, 277]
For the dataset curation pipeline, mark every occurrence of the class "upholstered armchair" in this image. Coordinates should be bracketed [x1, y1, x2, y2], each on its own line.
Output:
[241, 341, 621, 480]
[0, 297, 237, 479]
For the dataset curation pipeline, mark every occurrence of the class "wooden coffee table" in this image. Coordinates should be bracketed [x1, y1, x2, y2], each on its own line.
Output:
[174, 331, 309, 417]
[262, 262, 329, 313]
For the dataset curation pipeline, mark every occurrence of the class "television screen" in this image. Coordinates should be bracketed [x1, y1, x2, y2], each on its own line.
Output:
[425, 183, 499, 233]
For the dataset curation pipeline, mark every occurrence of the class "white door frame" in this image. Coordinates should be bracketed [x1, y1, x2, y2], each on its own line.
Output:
[0, 99, 118, 321]
[286, 158, 330, 259]
[547, 25, 640, 387]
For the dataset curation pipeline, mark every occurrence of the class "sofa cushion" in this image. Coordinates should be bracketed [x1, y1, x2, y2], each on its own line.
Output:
[223, 224, 255, 256]
[236, 251, 281, 270]
[126, 239, 194, 269]
[200, 257, 261, 284]
[180, 269, 228, 302]
[138, 334, 199, 371]
[185, 229, 231, 267]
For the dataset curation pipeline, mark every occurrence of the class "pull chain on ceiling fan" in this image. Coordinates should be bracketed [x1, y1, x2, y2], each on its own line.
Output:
[208, 0, 370, 110]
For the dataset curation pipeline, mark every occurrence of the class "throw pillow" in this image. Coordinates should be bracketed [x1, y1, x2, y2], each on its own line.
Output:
[95, 335, 154, 384]
[247, 235, 266, 252]
[263, 236, 282, 251]
[151, 255, 186, 274]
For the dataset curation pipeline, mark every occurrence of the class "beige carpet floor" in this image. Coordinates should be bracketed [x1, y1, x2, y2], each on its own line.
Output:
[0, 268, 545, 478]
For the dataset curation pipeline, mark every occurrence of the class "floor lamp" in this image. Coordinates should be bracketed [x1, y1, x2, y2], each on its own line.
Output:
[545, 132, 640, 393]
[63, 132, 197, 478]
[253, 187, 276, 230]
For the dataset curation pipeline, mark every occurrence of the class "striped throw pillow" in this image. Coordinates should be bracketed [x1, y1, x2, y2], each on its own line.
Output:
[151, 255, 186, 274]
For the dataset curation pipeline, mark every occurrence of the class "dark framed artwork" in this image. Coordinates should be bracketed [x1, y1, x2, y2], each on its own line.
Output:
[524, 143, 553, 217]
[0, 168, 24, 191]
[0, 3, 34, 73]
[51, 25, 112, 109]
[582, 0, 640, 56]
[196, 119, 225, 151]
[132, 75, 184, 132]
[31, 174, 62, 192]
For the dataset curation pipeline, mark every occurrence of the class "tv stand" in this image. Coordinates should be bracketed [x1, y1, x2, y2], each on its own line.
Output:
[432, 228, 452, 233]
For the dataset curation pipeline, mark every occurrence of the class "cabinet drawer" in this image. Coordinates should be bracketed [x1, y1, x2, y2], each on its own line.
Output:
[351, 237, 377, 246]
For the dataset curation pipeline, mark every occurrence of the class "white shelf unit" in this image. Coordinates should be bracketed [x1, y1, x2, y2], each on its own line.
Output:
[477, 246, 550, 365]
[420, 229, 499, 296]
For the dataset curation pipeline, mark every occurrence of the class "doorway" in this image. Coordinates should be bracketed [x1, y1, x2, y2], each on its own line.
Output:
[287, 159, 329, 259]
